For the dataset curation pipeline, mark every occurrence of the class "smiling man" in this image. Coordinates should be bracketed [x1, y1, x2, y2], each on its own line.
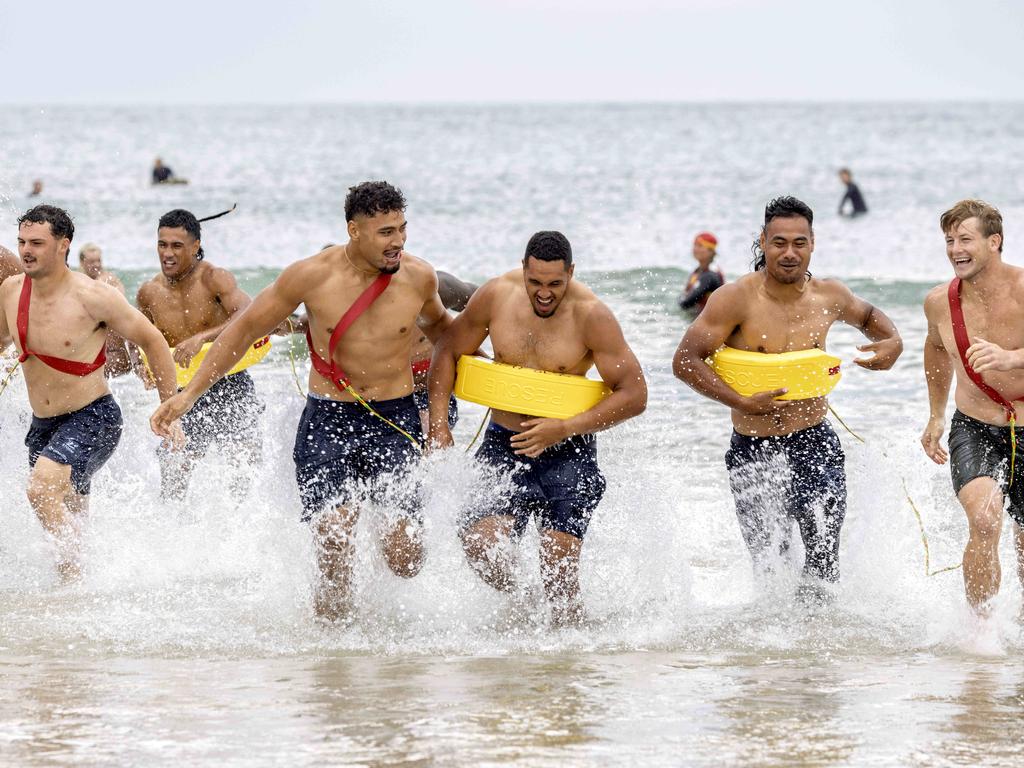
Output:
[673, 196, 902, 589]
[0, 205, 180, 580]
[150, 181, 453, 622]
[921, 199, 1024, 614]
[427, 231, 648, 626]
[137, 209, 262, 502]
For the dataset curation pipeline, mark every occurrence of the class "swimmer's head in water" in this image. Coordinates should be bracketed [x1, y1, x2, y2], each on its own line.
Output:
[345, 182, 408, 274]
[941, 199, 1004, 280]
[522, 231, 574, 318]
[78, 243, 103, 279]
[692, 232, 717, 267]
[17, 204, 74, 273]
[752, 197, 814, 284]
[158, 209, 203, 279]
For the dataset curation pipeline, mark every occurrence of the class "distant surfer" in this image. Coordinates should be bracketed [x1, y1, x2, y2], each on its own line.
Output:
[678, 231, 725, 316]
[78, 243, 134, 377]
[921, 199, 1024, 614]
[673, 196, 902, 589]
[838, 168, 868, 217]
[428, 231, 648, 626]
[137, 208, 263, 502]
[152, 158, 186, 185]
[0, 205, 181, 580]
[150, 182, 454, 622]
[28, 180, 43, 198]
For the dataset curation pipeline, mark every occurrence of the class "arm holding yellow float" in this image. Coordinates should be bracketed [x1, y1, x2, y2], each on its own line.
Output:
[510, 302, 647, 459]
[672, 284, 792, 415]
[150, 262, 305, 439]
[921, 288, 953, 465]
[427, 281, 496, 449]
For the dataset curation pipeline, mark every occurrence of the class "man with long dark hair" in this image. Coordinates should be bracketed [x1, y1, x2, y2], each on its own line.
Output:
[673, 196, 902, 591]
[137, 208, 262, 502]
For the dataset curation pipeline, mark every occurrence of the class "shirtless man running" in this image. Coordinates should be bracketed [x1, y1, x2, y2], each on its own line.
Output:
[428, 231, 648, 626]
[150, 182, 452, 621]
[137, 209, 262, 501]
[0, 205, 180, 579]
[78, 243, 134, 377]
[921, 199, 1024, 614]
[673, 196, 902, 587]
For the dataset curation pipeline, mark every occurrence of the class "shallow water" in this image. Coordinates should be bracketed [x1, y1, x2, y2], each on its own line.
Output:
[3, 104, 1024, 764]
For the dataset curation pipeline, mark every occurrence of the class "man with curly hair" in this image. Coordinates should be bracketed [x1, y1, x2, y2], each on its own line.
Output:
[151, 181, 453, 622]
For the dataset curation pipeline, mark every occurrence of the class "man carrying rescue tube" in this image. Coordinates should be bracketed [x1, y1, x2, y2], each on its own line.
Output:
[678, 231, 725, 316]
[921, 200, 1024, 614]
[673, 196, 902, 588]
[427, 231, 648, 627]
[137, 209, 263, 502]
[150, 182, 453, 621]
[0, 205, 181, 580]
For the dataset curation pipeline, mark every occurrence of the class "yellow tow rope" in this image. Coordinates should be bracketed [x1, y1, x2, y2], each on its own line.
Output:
[0, 359, 20, 398]
[828, 403, 961, 577]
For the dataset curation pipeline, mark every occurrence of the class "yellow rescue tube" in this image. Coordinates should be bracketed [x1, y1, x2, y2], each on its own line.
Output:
[454, 355, 611, 419]
[708, 346, 841, 401]
[144, 336, 272, 388]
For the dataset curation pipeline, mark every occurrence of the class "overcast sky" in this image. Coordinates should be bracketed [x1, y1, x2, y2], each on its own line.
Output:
[2, 0, 1022, 103]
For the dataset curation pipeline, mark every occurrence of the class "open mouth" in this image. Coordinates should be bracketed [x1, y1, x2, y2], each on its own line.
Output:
[953, 257, 972, 266]
[22, 255, 36, 268]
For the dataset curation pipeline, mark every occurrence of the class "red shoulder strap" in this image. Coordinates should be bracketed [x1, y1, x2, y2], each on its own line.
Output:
[948, 277, 1018, 420]
[307, 272, 393, 392]
[16, 275, 107, 376]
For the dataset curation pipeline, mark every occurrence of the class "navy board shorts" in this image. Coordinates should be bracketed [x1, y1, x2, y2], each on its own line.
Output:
[463, 423, 607, 540]
[25, 394, 123, 495]
[179, 370, 263, 458]
[292, 392, 423, 522]
[948, 409, 1024, 524]
[412, 389, 459, 429]
[725, 420, 846, 582]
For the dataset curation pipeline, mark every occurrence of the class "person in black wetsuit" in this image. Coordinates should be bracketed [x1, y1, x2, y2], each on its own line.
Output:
[678, 231, 725, 315]
[152, 158, 174, 184]
[838, 168, 868, 217]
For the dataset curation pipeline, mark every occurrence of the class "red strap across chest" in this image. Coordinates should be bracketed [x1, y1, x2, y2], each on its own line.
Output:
[306, 272, 392, 392]
[947, 277, 1021, 420]
[16, 276, 106, 376]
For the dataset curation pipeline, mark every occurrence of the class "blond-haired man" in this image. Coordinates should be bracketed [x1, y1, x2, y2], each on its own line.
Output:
[922, 199, 1024, 612]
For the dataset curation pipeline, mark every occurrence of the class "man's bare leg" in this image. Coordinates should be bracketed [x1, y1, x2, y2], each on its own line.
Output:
[958, 477, 1005, 612]
[461, 516, 518, 592]
[26, 457, 84, 581]
[314, 504, 359, 621]
[382, 516, 424, 578]
[539, 529, 584, 627]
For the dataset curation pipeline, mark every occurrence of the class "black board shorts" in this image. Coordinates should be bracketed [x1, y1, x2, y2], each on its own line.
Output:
[462, 423, 606, 540]
[949, 409, 1024, 524]
[292, 393, 423, 522]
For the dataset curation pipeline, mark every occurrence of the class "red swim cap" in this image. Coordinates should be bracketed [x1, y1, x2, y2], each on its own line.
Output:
[694, 232, 717, 250]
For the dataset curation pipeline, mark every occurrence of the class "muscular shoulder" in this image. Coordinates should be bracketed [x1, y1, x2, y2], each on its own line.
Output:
[136, 274, 164, 307]
[0, 245, 21, 284]
[395, 251, 439, 295]
[198, 260, 240, 293]
[924, 283, 950, 319]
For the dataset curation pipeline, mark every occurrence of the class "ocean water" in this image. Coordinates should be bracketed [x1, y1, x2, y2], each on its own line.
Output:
[3, 104, 1024, 765]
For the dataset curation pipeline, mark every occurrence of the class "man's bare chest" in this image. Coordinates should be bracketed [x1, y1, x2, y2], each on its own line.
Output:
[489, 314, 590, 373]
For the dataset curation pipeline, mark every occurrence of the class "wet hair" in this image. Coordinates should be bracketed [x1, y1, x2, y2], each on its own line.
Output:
[18, 205, 75, 263]
[750, 196, 814, 271]
[158, 208, 204, 260]
[523, 231, 573, 267]
[940, 199, 1003, 253]
[344, 181, 406, 222]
